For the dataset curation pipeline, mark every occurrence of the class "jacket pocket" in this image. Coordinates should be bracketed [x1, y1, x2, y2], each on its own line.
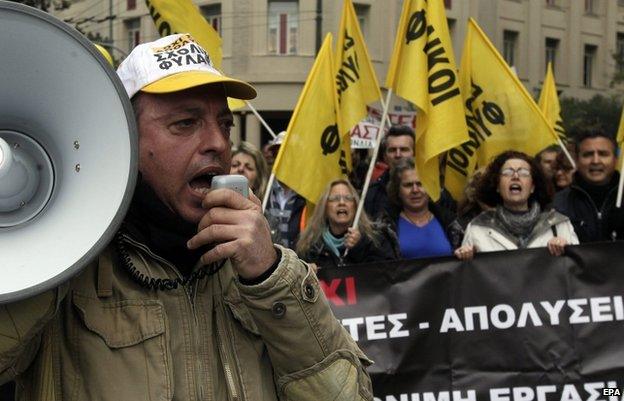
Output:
[70, 294, 173, 401]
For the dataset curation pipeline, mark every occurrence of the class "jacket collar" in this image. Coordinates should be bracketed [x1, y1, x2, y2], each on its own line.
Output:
[470, 208, 568, 248]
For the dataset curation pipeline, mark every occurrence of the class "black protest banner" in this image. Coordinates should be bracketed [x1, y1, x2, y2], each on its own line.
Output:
[317, 242, 624, 401]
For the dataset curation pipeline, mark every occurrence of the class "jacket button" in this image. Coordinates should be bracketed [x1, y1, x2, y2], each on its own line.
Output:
[304, 283, 315, 299]
[271, 302, 286, 319]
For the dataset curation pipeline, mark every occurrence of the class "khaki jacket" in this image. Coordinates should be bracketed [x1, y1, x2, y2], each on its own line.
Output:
[0, 233, 372, 400]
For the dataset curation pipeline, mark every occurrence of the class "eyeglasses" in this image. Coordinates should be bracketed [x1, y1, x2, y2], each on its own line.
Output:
[328, 194, 355, 202]
[500, 167, 531, 178]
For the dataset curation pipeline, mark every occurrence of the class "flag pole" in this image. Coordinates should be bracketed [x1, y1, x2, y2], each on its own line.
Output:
[617, 153, 624, 208]
[353, 89, 393, 230]
[343, 89, 393, 257]
[262, 172, 276, 212]
[556, 137, 576, 170]
[245, 100, 277, 139]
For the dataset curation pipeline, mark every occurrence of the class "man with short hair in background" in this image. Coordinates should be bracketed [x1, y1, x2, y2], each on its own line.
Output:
[554, 129, 624, 242]
[364, 125, 417, 220]
[535, 144, 561, 180]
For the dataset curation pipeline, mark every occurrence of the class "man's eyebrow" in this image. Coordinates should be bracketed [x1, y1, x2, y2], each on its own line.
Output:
[217, 108, 233, 119]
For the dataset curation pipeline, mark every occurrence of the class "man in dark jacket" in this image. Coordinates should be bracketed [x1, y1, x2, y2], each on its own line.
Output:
[364, 125, 456, 221]
[364, 125, 416, 220]
[554, 129, 624, 242]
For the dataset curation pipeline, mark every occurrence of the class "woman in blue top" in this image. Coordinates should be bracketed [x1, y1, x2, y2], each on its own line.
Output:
[384, 158, 454, 259]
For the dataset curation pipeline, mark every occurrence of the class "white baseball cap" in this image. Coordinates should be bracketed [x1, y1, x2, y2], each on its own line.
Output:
[117, 33, 256, 100]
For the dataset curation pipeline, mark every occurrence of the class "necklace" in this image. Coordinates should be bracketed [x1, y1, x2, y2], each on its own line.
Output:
[401, 210, 433, 227]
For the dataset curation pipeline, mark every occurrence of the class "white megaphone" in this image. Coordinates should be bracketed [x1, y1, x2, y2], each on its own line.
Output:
[0, 1, 138, 303]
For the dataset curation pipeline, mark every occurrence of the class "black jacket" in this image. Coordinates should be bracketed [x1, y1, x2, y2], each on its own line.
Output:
[363, 171, 392, 221]
[553, 172, 624, 243]
[301, 224, 400, 269]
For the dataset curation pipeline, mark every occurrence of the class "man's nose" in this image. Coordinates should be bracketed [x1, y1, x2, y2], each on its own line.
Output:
[590, 152, 600, 163]
[198, 123, 229, 154]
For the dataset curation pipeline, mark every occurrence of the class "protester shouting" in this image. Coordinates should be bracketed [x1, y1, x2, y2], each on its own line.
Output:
[230, 141, 270, 198]
[0, 34, 372, 400]
[455, 151, 578, 260]
[297, 179, 399, 269]
[554, 129, 624, 242]
[385, 158, 454, 259]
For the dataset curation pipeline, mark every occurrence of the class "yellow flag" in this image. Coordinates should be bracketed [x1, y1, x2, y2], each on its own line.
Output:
[335, 0, 382, 140]
[538, 62, 567, 143]
[616, 106, 624, 171]
[144, 0, 245, 109]
[273, 34, 348, 204]
[145, 0, 221, 67]
[617, 106, 624, 147]
[385, 0, 468, 201]
[444, 19, 559, 200]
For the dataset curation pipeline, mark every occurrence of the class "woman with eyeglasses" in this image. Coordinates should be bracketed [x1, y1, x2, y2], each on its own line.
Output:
[296, 179, 399, 269]
[454, 151, 578, 260]
[385, 158, 455, 259]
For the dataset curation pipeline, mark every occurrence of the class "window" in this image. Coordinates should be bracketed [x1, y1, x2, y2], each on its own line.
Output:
[503, 30, 518, 68]
[127, 0, 136, 10]
[583, 44, 597, 87]
[617, 33, 624, 74]
[125, 18, 140, 51]
[545, 38, 559, 72]
[268, 1, 298, 55]
[545, 0, 559, 6]
[585, 0, 595, 14]
[444, 0, 452, 8]
[354, 3, 370, 39]
[201, 4, 221, 35]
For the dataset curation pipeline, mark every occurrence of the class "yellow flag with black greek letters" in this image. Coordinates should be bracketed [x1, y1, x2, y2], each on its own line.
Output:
[335, 0, 382, 137]
[538, 62, 567, 144]
[144, 0, 246, 109]
[616, 106, 624, 171]
[385, 0, 468, 201]
[273, 34, 348, 204]
[145, 0, 222, 67]
[444, 19, 559, 200]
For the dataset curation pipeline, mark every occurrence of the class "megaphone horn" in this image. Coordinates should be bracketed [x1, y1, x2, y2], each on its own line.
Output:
[0, 1, 138, 303]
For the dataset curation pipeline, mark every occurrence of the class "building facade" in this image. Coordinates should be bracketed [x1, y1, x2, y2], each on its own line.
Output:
[52, 0, 624, 148]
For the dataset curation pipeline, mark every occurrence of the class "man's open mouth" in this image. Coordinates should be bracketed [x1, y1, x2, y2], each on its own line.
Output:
[189, 172, 218, 194]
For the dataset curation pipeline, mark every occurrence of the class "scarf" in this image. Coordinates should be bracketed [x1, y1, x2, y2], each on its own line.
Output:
[495, 202, 541, 246]
[322, 228, 345, 257]
[124, 178, 208, 276]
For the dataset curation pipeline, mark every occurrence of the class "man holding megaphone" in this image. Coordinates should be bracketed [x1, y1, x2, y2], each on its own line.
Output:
[0, 33, 372, 401]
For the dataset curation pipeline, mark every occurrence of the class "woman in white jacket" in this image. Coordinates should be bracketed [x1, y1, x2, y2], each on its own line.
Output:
[455, 151, 578, 260]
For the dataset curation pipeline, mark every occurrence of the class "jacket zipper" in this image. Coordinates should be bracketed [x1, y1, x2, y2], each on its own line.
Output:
[215, 300, 240, 401]
[569, 185, 618, 237]
[120, 235, 207, 400]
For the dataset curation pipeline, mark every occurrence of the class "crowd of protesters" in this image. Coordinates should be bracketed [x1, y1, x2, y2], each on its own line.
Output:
[237, 125, 622, 270]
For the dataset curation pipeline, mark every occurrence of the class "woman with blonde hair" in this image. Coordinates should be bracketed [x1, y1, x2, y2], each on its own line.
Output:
[297, 179, 399, 268]
[230, 141, 270, 198]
